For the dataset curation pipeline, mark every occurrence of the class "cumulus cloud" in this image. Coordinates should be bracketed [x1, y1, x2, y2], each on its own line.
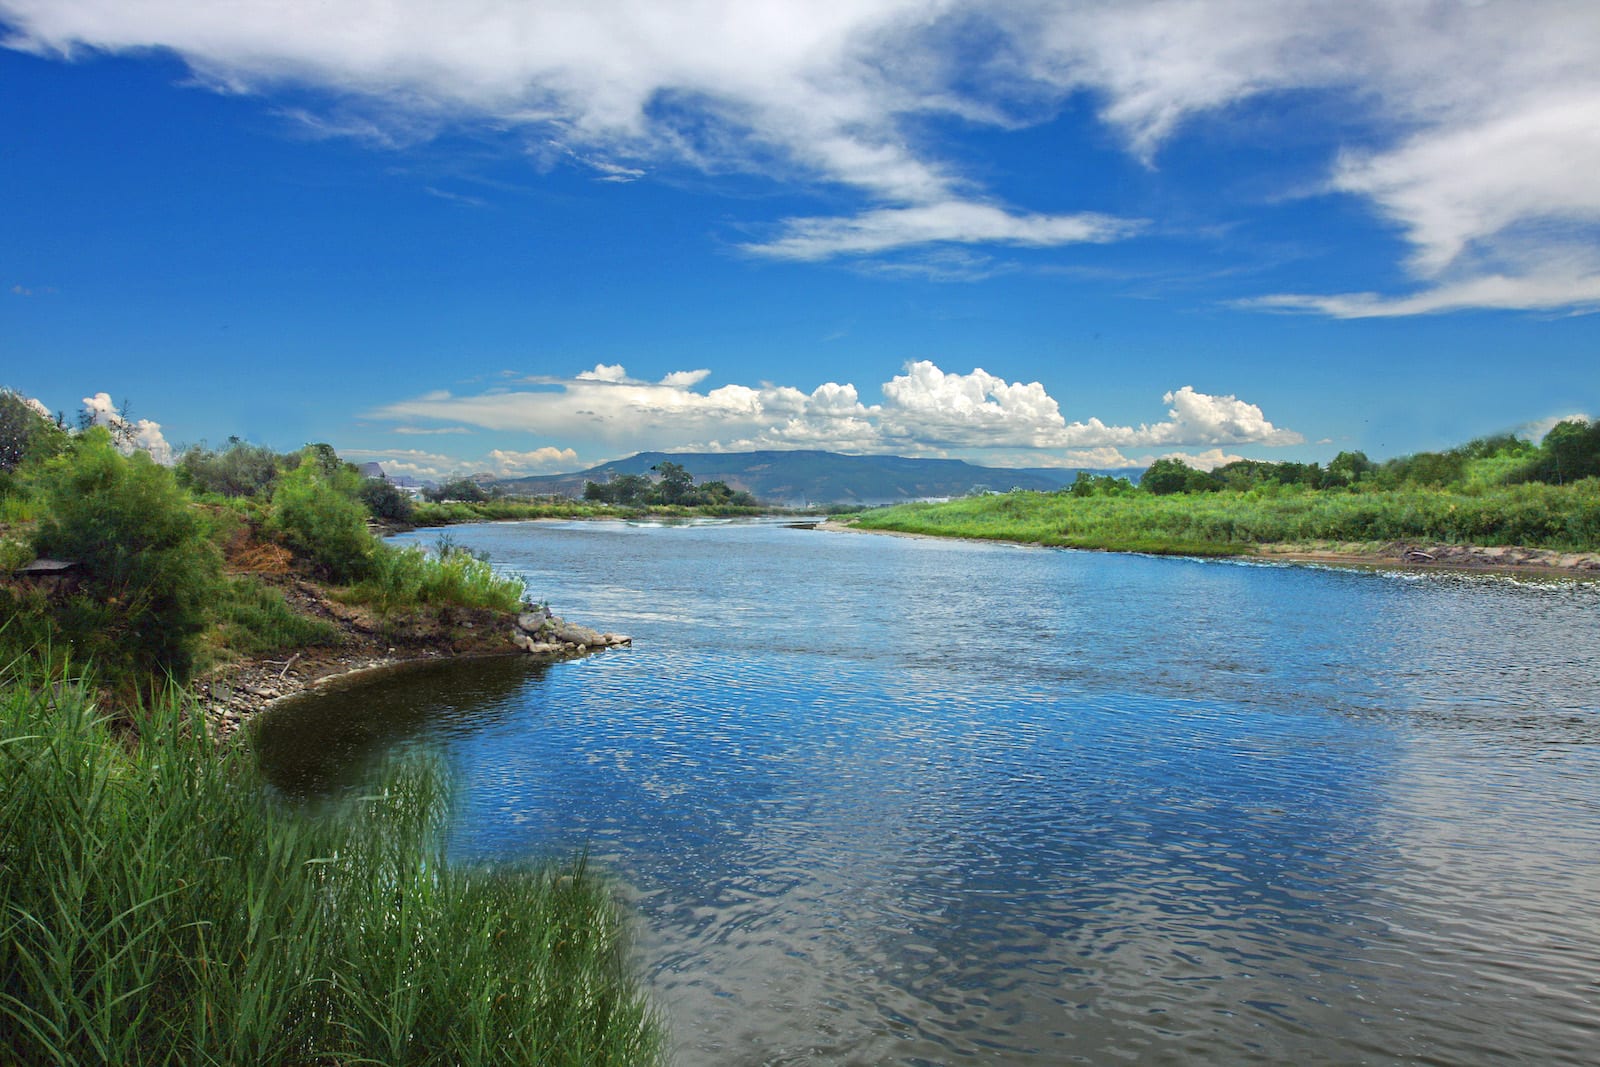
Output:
[1152, 448, 1247, 472]
[368, 359, 1301, 467]
[80, 392, 173, 464]
[486, 446, 580, 476]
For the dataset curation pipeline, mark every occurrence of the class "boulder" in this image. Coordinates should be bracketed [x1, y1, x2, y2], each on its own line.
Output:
[517, 611, 549, 633]
[549, 620, 605, 647]
[510, 629, 537, 652]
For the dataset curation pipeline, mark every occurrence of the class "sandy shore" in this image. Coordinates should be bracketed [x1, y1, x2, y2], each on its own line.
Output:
[817, 520, 1600, 579]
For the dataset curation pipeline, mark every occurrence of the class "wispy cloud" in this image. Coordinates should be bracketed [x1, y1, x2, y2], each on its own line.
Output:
[743, 202, 1143, 261]
[5, 0, 1597, 311]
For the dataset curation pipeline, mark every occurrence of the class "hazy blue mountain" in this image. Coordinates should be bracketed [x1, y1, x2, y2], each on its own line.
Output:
[491, 450, 1139, 505]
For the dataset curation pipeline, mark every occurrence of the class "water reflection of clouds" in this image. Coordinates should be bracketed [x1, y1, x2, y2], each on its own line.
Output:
[299, 521, 1600, 1065]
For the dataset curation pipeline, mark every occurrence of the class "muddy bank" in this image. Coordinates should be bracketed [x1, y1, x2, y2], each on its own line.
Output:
[819, 520, 1600, 579]
[195, 577, 629, 741]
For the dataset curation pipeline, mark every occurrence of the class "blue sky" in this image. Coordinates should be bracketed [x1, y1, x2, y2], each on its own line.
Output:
[3, 1, 1597, 481]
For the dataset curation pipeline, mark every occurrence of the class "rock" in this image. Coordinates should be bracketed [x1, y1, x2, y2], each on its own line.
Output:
[549, 620, 605, 646]
[517, 612, 548, 633]
[511, 629, 537, 652]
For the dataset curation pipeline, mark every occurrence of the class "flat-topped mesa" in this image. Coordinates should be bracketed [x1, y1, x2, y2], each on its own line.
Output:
[511, 606, 632, 655]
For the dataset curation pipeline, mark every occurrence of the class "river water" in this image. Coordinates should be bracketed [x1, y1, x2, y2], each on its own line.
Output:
[255, 519, 1600, 1065]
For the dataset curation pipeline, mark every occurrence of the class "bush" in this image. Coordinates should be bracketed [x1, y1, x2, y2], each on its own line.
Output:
[269, 453, 377, 582]
[360, 476, 416, 524]
[30, 427, 222, 687]
[176, 438, 283, 498]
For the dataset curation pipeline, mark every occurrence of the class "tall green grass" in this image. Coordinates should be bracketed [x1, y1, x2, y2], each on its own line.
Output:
[208, 575, 341, 658]
[856, 479, 1600, 554]
[0, 663, 663, 1066]
[346, 540, 526, 616]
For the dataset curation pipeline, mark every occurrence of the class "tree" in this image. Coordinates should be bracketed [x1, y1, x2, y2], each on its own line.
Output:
[650, 461, 695, 505]
[31, 427, 221, 686]
[425, 477, 491, 504]
[1531, 417, 1600, 484]
[359, 476, 415, 524]
[269, 450, 375, 582]
[1140, 458, 1194, 495]
[0, 387, 65, 478]
[176, 438, 283, 498]
[1324, 450, 1373, 488]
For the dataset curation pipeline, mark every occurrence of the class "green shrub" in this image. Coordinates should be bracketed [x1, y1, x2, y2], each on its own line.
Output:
[176, 438, 284, 498]
[360, 476, 416, 524]
[0, 666, 663, 1066]
[348, 538, 525, 616]
[269, 454, 377, 582]
[30, 427, 222, 687]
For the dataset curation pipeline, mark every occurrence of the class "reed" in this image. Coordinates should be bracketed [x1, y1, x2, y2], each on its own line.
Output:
[345, 541, 527, 616]
[0, 661, 662, 1066]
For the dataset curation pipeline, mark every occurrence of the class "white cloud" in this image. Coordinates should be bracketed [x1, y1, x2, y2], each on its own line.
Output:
[1152, 448, 1246, 472]
[744, 201, 1142, 261]
[367, 360, 1301, 466]
[486, 446, 580, 476]
[659, 369, 712, 388]
[1519, 413, 1591, 443]
[80, 392, 173, 464]
[8, 0, 1592, 309]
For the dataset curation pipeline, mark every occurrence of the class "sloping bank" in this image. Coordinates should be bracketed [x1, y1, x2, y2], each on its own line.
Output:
[196, 576, 631, 740]
[1, 589, 660, 1066]
[822, 520, 1600, 579]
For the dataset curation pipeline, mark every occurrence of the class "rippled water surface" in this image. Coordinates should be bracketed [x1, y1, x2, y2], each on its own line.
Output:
[256, 520, 1600, 1065]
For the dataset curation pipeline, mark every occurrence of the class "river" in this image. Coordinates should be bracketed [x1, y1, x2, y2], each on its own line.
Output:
[255, 519, 1600, 1065]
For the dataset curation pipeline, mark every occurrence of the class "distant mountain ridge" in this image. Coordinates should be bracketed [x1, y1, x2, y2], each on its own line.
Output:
[491, 450, 1140, 505]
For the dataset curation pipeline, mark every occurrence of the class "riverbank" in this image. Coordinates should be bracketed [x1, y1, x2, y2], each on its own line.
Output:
[196, 575, 631, 739]
[819, 519, 1600, 579]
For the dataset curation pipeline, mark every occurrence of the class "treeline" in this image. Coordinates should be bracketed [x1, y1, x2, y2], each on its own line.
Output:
[856, 419, 1600, 555]
[0, 390, 523, 699]
[1120, 419, 1600, 497]
[583, 459, 758, 507]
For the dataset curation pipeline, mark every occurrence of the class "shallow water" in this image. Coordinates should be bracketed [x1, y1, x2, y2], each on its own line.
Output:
[256, 520, 1600, 1065]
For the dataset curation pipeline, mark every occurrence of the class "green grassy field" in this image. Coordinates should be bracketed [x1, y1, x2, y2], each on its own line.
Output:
[853, 480, 1600, 555]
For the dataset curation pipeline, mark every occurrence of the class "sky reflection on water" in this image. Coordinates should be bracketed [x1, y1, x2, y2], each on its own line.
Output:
[258, 522, 1600, 1065]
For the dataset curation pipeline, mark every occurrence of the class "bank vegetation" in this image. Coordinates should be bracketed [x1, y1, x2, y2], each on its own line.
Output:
[0, 388, 663, 1066]
[854, 424, 1600, 560]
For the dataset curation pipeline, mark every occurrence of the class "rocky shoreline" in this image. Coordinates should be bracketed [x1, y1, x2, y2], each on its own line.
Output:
[196, 580, 629, 741]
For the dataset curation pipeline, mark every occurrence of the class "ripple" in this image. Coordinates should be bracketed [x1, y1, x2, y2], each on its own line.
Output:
[257, 522, 1600, 1065]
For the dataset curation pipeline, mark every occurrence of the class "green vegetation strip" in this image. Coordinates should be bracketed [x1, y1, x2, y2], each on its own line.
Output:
[0, 664, 663, 1067]
[856, 481, 1600, 555]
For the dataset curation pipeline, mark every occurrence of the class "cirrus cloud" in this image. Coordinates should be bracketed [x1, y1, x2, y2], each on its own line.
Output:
[5, 0, 1594, 311]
